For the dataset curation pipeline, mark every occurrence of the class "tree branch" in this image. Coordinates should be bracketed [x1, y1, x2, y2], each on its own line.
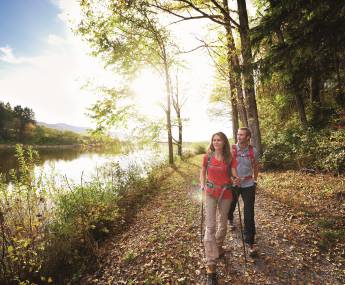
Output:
[152, 0, 226, 26]
[210, 0, 240, 28]
[176, 0, 226, 26]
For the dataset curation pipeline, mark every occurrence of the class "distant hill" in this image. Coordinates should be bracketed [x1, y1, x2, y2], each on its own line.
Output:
[37, 122, 90, 134]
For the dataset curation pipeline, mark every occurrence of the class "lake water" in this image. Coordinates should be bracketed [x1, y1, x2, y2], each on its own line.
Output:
[0, 145, 166, 184]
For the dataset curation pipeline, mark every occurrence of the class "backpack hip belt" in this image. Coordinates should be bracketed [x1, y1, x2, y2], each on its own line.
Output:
[241, 175, 253, 180]
[206, 180, 232, 190]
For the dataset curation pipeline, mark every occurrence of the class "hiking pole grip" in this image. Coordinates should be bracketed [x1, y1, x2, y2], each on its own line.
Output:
[237, 196, 247, 266]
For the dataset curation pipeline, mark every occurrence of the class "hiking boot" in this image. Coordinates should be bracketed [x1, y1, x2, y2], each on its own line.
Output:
[207, 272, 218, 285]
[248, 244, 258, 257]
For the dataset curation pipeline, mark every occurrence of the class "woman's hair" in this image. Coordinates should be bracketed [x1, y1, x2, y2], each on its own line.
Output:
[208, 132, 232, 164]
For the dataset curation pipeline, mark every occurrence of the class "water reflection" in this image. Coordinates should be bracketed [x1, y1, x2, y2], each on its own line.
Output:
[0, 145, 165, 184]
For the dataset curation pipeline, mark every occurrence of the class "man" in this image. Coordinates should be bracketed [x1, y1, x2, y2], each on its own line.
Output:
[229, 127, 259, 256]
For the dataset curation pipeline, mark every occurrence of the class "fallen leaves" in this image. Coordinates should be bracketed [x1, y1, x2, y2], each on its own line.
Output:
[79, 157, 344, 285]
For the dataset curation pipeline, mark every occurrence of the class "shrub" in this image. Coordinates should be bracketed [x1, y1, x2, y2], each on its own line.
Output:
[261, 127, 345, 173]
[0, 145, 160, 284]
[0, 145, 50, 284]
[193, 144, 207, 155]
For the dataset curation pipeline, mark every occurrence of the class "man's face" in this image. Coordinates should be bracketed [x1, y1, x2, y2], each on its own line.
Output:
[237, 129, 249, 144]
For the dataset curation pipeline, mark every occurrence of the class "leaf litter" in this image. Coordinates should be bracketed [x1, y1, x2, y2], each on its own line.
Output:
[80, 156, 344, 285]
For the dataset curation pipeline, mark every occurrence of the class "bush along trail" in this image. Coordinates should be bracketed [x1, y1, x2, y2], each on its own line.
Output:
[81, 155, 344, 285]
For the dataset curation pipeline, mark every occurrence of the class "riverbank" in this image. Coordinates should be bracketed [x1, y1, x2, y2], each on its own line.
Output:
[0, 146, 168, 285]
[0, 143, 113, 149]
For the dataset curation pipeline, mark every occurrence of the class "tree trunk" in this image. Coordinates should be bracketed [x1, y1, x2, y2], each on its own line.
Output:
[163, 56, 174, 164]
[222, 0, 248, 139]
[237, 0, 262, 154]
[310, 73, 321, 104]
[295, 91, 308, 130]
[310, 72, 322, 127]
[177, 113, 182, 157]
[172, 73, 183, 157]
[335, 51, 345, 107]
[230, 89, 239, 141]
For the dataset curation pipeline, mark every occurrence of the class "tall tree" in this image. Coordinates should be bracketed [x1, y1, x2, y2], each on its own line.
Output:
[78, 0, 179, 164]
[152, 0, 262, 153]
[237, 0, 262, 149]
[252, 0, 345, 129]
[13, 105, 36, 141]
[171, 71, 187, 157]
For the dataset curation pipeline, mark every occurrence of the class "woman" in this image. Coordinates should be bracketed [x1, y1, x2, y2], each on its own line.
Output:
[200, 132, 237, 285]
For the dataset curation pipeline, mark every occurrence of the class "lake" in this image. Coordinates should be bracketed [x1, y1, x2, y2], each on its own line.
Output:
[0, 145, 166, 184]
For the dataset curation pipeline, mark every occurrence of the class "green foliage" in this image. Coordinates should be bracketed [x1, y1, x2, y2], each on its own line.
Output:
[0, 100, 117, 146]
[0, 145, 162, 284]
[0, 145, 50, 284]
[252, 0, 345, 131]
[0, 101, 36, 143]
[314, 130, 345, 173]
[261, 126, 345, 173]
[32, 126, 84, 145]
[320, 229, 345, 249]
[87, 86, 136, 135]
[77, 0, 173, 76]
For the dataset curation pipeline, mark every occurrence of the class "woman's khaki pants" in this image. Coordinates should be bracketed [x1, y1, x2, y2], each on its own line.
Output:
[204, 192, 232, 266]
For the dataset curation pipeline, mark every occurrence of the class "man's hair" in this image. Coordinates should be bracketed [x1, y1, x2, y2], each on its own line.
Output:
[238, 127, 251, 138]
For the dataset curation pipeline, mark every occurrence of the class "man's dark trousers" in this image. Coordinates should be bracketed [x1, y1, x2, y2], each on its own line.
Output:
[228, 185, 256, 245]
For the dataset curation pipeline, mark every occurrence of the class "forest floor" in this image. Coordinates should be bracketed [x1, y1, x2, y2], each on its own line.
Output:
[80, 155, 344, 285]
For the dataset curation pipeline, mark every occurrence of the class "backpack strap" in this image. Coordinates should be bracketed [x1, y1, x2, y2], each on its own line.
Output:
[248, 145, 255, 170]
[206, 152, 213, 175]
[248, 145, 254, 160]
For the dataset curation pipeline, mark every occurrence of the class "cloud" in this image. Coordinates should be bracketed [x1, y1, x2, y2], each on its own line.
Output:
[0, 38, 113, 127]
[0, 46, 34, 64]
[50, 0, 82, 25]
[47, 34, 67, 46]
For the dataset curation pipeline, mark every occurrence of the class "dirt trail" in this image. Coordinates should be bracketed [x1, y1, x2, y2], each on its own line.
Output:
[81, 156, 343, 285]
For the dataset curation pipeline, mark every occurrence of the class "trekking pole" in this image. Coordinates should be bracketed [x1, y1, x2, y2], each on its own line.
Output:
[200, 187, 204, 244]
[237, 193, 247, 266]
[200, 187, 206, 258]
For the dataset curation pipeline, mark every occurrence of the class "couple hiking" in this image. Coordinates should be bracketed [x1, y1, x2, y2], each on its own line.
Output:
[199, 128, 259, 285]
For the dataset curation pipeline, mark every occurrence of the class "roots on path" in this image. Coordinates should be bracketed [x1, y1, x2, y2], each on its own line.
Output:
[81, 156, 344, 285]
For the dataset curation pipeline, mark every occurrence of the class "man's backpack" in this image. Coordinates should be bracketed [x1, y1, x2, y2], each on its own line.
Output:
[231, 144, 255, 170]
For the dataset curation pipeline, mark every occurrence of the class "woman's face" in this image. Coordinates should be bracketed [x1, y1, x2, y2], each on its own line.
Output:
[212, 135, 224, 151]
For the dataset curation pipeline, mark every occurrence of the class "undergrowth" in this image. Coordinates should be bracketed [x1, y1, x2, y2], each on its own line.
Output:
[0, 145, 166, 285]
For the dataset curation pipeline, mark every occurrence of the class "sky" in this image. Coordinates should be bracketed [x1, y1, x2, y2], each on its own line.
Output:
[0, 0, 255, 141]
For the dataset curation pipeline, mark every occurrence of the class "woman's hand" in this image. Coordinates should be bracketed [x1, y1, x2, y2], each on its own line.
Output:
[233, 176, 241, 186]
